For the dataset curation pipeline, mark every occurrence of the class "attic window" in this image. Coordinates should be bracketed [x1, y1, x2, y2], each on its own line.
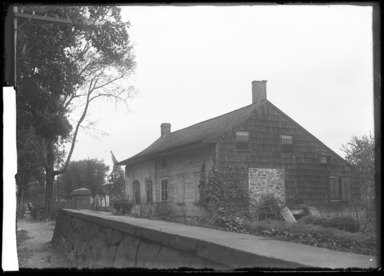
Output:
[281, 135, 293, 154]
[236, 131, 249, 150]
[319, 155, 331, 164]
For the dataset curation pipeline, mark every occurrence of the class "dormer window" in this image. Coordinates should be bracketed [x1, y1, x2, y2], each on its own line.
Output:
[236, 131, 249, 150]
[281, 135, 293, 154]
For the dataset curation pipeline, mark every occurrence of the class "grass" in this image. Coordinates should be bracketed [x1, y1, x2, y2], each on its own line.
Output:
[153, 214, 377, 256]
[238, 219, 377, 256]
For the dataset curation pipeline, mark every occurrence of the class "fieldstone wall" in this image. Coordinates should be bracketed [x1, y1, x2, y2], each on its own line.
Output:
[52, 209, 228, 269]
[248, 168, 285, 206]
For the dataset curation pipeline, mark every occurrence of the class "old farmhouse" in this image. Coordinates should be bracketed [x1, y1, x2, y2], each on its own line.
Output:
[116, 81, 361, 217]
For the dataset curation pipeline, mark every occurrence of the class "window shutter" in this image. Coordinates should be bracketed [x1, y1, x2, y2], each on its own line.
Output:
[335, 180, 341, 199]
[341, 178, 347, 201]
[341, 178, 352, 201]
[177, 175, 185, 203]
[330, 179, 335, 199]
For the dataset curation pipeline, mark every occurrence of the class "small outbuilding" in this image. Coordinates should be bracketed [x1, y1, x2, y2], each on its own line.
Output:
[70, 188, 91, 210]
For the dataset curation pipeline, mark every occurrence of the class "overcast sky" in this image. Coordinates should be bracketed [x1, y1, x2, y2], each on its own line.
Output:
[68, 4, 374, 171]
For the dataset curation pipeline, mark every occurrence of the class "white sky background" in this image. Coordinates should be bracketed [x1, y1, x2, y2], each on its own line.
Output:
[69, 4, 374, 171]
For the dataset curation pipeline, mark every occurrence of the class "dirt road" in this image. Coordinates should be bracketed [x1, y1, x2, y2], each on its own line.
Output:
[17, 213, 70, 269]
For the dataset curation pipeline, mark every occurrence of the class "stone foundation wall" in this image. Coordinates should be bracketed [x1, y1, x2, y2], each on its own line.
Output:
[249, 168, 285, 205]
[52, 209, 229, 269]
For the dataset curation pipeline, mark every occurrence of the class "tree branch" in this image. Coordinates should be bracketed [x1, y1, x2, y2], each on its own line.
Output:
[54, 77, 96, 176]
[93, 74, 125, 90]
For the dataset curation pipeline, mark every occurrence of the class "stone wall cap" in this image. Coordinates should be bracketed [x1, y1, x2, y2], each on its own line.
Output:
[58, 209, 377, 269]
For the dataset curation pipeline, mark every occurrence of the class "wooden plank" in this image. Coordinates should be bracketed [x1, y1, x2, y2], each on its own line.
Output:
[280, 206, 296, 223]
[14, 12, 73, 24]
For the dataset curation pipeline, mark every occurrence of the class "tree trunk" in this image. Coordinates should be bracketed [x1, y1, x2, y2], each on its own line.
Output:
[44, 138, 56, 220]
[17, 189, 24, 218]
[16, 172, 28, 218]
[45, 170, 55, 219]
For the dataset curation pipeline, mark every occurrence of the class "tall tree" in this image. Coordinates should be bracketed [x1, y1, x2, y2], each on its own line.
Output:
[58, 159, 109, 202]
[107, 165, 125, 201]
[16, 6, 136, 218]
[16, 122, 45, 217]
[341, 133, 375, 211]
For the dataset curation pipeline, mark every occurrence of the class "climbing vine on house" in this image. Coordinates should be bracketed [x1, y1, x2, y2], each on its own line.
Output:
[198, 161, 249, 220]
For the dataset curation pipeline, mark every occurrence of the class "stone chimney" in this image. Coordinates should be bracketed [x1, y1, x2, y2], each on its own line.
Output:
[161, 123, 171, 136]
[252, 80, 267, 104]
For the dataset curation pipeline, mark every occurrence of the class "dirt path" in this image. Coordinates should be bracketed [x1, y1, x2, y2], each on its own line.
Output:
[17, 212, 70, 269]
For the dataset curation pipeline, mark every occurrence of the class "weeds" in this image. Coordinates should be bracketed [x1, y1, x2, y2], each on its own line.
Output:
[241, 219, 377, 256]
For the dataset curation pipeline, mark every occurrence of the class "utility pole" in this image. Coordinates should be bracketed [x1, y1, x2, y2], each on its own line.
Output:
[5, 5, 73, 87]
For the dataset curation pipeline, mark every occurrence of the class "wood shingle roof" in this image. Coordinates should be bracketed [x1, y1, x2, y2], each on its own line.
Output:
[117, 100, 267, 165]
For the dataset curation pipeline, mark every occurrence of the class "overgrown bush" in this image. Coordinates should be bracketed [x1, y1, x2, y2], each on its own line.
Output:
[300, 215, 359, 233]
[242, 219, 377, 256]
[113, 197, 134, 215]
[328, 216, 359, 233]
[301, 215, 331, 228]
[198, 162, 249, 219]
[209, 207, 245, 232]
[257, 194, 283, 220]
[286, 194, 306, 206]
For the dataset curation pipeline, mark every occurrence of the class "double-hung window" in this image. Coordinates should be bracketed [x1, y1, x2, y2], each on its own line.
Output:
[145, 179, 153, 203]
[133, 180, 140, 203]
[281, 135, 294, 154]
[161, 179, 168, 201]
[236, 131, 249, 150]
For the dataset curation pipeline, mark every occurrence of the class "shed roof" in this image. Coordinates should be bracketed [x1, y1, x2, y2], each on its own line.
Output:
[70, 188, 91, 196]
[117, 100, 266, 165]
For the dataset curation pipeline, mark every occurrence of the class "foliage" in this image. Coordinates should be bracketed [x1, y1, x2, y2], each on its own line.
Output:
[197, 160, 249, 230]
[30, 203, 46, 220]
[286, 194, 307, 206]
[300, 215, 359, 233]
[341, 134, 375, 211]
[15, 110, 45, 216]
[15, 5, 136, 218]
[242, 219, 377, 256]
[301, 215, 330, 228]
[209, 210, 246, 232]
[57, 159, 109, 199]
[152, 214, 376, 256]
[256, 194, 284, 220]
[198, 162, 249, 217]
[113, 197, 134, 215]
[24, 181, 45, 206]
[328, 216, 360, 233]
[107, 165, 125, 201]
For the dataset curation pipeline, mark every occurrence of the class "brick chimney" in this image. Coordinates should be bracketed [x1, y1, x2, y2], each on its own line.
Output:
[161, 123, 171, 136]
[252, 80, 267, 103]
